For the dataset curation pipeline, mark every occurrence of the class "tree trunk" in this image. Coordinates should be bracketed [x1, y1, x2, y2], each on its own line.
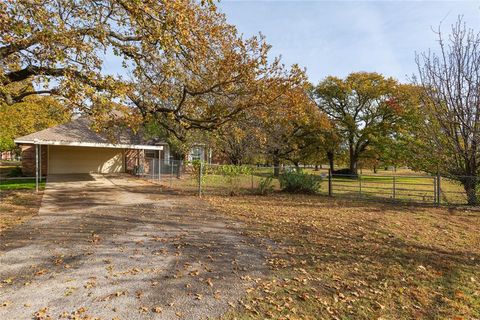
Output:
[349, 154, 358, 175]
[314, 164, 319, 171]
[348, 143, 358, 175]
[176, 154, 186, 179]
[462, 176, 478, 205]
[273, 151, 280, 177]
[327, 151, 334, 173]
[176, 160, 183, 179]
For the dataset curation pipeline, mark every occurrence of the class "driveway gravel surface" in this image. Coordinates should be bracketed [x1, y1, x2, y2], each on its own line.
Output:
[0, 174, 268, 320]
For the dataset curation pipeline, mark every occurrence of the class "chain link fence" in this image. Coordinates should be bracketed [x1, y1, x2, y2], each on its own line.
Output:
[139, 160, 477, 206]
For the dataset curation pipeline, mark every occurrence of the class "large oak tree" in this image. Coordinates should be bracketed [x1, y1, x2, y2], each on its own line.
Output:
[1, 0, 286, 138]
[313, 72, 408, 175]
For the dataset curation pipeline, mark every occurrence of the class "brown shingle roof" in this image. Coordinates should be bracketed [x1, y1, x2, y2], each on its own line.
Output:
[14, 117, 166, 148]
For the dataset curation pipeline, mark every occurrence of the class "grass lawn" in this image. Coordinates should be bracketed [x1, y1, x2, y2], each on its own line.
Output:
[0, 179, 45, 190]
[206, 194, 480, 320]
[0, 179, 44, 232]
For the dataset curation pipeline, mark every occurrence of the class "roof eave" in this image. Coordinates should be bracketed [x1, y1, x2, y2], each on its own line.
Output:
[14, 139, 166, 150]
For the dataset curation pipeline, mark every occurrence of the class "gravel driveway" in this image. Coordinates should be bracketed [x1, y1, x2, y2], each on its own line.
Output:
[0, 174, 267, 320]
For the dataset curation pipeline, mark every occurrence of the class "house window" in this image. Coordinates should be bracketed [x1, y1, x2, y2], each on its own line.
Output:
[145, 150, 158, 158]
[189, 146, 204, 161]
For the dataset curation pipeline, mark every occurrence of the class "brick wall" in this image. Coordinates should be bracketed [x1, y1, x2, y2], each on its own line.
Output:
[125, 149, 145, 175]
[20, 144, 48, 176]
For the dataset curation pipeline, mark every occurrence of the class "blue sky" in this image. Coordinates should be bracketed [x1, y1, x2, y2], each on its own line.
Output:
[218, 1, 480, 83]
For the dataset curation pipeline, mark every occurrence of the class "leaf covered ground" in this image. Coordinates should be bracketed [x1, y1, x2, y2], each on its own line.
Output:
[206, 194, 480, 320]
[0, 190, 42, 232]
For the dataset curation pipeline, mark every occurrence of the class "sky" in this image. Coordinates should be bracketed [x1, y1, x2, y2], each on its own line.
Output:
[217, 0, 480, 83]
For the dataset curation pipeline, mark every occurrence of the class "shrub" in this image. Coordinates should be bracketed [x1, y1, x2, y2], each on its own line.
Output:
[257, 176, 274, 195]
[7, 166, 23, 177]
[279, 169, 321, 194]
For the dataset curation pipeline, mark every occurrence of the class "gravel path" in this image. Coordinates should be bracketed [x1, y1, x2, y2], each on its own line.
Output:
[0, 174, 268, 320]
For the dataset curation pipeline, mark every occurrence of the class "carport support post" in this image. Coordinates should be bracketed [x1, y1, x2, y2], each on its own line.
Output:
[35, 142, 39, 193]
[39, 144, 41, 182]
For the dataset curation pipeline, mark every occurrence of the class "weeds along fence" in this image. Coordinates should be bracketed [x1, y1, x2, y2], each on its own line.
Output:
[141, 159, 475, 206]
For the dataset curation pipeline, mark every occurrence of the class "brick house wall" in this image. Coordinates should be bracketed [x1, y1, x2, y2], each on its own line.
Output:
[124, 149, 145, 174]
[20, 144, 48, 176]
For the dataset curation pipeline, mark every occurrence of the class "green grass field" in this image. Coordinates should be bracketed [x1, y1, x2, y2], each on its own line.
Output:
[0, 179, 45, 191]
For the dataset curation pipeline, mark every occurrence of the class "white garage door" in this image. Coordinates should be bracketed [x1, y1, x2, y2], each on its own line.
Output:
[48, 146, 125, 174]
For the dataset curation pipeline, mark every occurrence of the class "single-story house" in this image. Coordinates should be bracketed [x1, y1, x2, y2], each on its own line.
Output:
[14, 116, 209, 177]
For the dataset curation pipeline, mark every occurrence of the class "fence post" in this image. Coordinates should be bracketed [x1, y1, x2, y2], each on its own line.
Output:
[328, 169, 332, 196]
[170, 160, 173, 188]
[359, 174, 362, 196]
[198, 161, 203, 196]
[39, 144, 42, 183]
[158, 158, 161, 183]
[393, 175, 396, 200]
[150, 158, 155, 181]
[436, 173, 441, 206]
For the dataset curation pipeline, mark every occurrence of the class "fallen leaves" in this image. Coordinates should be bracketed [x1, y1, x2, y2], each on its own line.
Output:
[84, 278, 97, 289]
[207, 194, 480, 320]
[1, 300, 11, 307]
[33, 307, 51, 320]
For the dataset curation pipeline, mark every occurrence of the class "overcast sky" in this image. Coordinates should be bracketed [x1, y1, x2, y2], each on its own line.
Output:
[218, 1, 480, 84]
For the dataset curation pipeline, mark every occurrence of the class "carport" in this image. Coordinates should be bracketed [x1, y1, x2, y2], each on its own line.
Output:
[14, 117, 168, 191]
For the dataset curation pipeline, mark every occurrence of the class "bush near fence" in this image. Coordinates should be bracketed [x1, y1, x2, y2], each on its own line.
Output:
[279, 169, 322, 194]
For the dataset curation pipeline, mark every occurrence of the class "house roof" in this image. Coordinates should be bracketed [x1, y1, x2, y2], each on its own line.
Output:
[14, 117, 167, 150]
